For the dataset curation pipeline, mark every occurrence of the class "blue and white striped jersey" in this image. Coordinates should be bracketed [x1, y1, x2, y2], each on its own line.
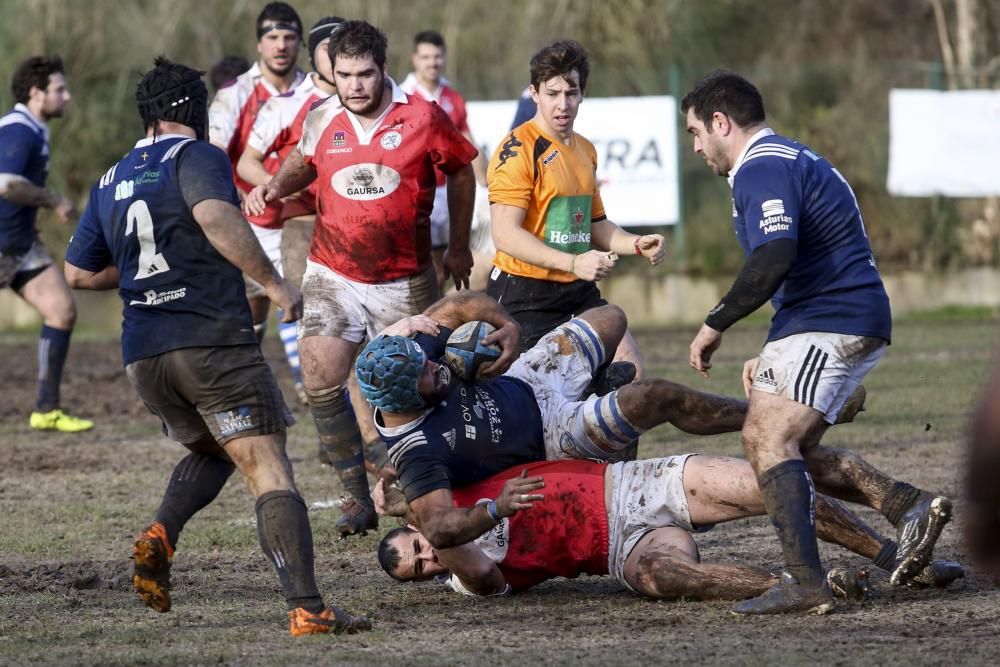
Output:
[729, 129, 892, 343]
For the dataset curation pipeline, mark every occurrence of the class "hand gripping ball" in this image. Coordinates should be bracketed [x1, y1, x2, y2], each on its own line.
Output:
[444, 320, 502, 382]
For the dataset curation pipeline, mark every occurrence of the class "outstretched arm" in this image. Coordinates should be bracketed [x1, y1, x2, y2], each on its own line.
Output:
[243, 149, 316, 217]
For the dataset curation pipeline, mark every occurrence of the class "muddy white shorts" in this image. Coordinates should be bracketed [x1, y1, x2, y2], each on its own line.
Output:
[243, 224, 284, 298]
[299, 260, 439, 343]
[752, 332, 886, 424]
[506, 318, 643, 461]
[607, 455, 696, 591]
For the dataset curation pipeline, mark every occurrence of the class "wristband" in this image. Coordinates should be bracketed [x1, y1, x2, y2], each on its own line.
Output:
[634, 238, 643, 255]
[486, 500, 502, 523]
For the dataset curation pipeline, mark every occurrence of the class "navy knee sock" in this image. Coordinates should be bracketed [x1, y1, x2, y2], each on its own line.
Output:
[36, 325, 71, 412]
[758, 459, 825, 587]
[256, 490, 324, 613]
[155, 453, 236, 548]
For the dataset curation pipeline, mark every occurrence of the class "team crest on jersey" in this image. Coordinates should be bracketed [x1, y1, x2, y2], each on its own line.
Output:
[380, 130, 402, 150]
[331, 163, 401, 200]
[333, 131, 346, 147]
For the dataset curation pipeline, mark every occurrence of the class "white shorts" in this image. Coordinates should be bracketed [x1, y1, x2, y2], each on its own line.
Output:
[505, 318, 642, 461]
[243, 224, 284, 298]
[752, 332, 886, 423]
[299, 260, 439, 343]
[430, 184, 449, 248]
[607, 455, 696, 591]
[0, 239, 52, 289]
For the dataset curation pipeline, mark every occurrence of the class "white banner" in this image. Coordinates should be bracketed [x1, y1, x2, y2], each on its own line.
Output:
[466, 96, 679, 226]
[888, 89, 1000, 197]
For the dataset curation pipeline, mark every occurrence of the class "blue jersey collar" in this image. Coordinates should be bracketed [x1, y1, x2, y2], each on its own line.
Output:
[727, 127, 775, 188]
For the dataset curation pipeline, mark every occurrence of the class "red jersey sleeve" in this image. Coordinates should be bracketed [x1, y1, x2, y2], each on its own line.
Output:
[426, 102, 478, 176]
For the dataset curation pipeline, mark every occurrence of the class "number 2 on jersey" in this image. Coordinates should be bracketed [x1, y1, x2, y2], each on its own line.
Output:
[125, 199, 170, 279]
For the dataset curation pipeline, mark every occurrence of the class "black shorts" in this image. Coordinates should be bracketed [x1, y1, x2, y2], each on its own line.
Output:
[125, 344, 293, 445]
[486, 269, 607, 352]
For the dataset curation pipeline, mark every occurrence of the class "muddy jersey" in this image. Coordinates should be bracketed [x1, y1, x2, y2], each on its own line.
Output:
[452, 459, 610, 591]
[400, 73, 470, 187]
[488, 121, 607, 283]
[66, 135, 255, 364]
[297, 78, 478, 283]
[209, 62, 305, 194]
[376, 329, 544, 503]
[245, 74, 327, 228]
[0, 104, 50, 255]
[729, 129, 892, 343]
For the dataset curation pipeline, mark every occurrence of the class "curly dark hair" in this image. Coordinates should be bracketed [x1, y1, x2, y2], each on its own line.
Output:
[680, 69, 766, 130]
[328, 20, 388, 70]
[135, 56, 208, 138]
[530, 40, 590, 93]
[11, 55, 64, 104]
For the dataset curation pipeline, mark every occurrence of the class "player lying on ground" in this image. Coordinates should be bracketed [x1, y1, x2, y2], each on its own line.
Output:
[358, 292, 854, 550]
[376, 457, 963, 598]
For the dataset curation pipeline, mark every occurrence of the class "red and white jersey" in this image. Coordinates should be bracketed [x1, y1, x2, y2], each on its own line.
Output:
[451, 459, 610, 591]
[208, 62, 305, 194]
[400, 73, 470, 187]
[245, 74, 331, 229]
[297, 77, 477, 283]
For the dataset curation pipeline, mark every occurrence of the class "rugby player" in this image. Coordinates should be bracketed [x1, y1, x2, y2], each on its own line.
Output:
[63, 58, 368, 637]
[356, 291, 792, 551]
[967, 347, 1000, 580]
[244, 20, 478, 537]
[236, 16, 343, 407]
[376, 458, 963, 598]
[209, 1, 305, 343]
[0, 55, 92, 432]
[400, 30, 488, 291]
[683, 70, 952, 614]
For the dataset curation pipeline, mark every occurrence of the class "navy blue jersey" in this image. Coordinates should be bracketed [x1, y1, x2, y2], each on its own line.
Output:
[730, 131, 892, 342]
[65, 134, 255, 364]
[0, 104, 50, 255]
[379, 329, 546, 502]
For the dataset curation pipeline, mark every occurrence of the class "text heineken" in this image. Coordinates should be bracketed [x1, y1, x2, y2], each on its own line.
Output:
[544, 194, 593, 255]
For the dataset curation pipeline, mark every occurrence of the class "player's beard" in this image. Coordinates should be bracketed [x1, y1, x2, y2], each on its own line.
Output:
[341, 73, 386, 116]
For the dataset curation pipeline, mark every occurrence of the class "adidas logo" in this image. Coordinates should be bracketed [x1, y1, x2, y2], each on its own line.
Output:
[755, 367, 778, 387]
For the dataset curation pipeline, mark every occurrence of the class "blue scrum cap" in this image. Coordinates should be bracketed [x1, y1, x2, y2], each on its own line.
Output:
[355, 335, 428, 412]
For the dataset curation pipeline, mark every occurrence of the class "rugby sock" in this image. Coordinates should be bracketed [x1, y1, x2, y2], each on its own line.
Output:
[155, 453, 236, 548]
[363, 433, 390, 475]
[277, 315, 303, 386]
[307, 385, 372, 509]
[255, 490, 324, 613]
[873, 540, 898, 572]
[758, 459, 825, 587]
[36, 325, 71, 412]
[576, 392, 647, 459]
[882, 482, 922, 527]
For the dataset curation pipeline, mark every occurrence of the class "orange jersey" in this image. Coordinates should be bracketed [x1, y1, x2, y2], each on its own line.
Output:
[487, 120, 607, 283]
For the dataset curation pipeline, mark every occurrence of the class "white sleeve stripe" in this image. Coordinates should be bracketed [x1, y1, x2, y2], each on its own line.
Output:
[745, 144, 799, 160]
[743, 151, 799, 164]
[387, 433, 428, 465]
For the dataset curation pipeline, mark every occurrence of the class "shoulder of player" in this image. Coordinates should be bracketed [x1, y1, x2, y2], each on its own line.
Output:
[490, 123, 539, 164]
[733, 143, 805, 185]
[0, 113, 43, 141]
[303, 95, 345, 125]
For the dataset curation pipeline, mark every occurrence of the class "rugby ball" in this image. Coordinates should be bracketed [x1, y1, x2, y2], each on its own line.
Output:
[444, 320, 502, 381]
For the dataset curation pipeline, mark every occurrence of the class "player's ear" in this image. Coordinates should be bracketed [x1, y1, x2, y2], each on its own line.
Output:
[712, 111, 731, 136]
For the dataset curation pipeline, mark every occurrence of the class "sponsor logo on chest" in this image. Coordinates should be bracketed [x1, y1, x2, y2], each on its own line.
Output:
[331, 162, 401, 200]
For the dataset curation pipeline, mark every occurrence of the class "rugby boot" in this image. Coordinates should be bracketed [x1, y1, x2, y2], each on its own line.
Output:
[833, 385, 867, 424]
[826, 567, 871, 601]
[29, 409, 94, 432]
[289, 606, 372, 637]
[890, 495, 953, 586]
[733, 572, 835, 615]
[335, 496, 378, 538]
[907, 559, 965, 589]
[132, 521, 174, 612]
